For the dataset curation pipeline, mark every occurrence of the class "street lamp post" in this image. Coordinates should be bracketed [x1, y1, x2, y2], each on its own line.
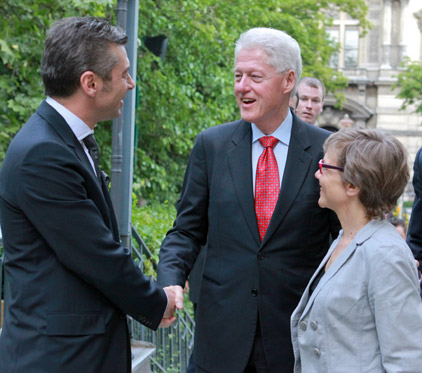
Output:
[111, 0, 139, 249]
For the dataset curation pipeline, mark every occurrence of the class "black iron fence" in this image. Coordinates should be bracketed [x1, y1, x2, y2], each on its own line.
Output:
[129, 225, 194, 372]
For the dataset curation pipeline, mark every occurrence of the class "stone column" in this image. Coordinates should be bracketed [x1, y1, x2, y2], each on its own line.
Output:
[381, 0, 393, 68]
[399, 0, 409, 62]
[415, 9, 422, 61]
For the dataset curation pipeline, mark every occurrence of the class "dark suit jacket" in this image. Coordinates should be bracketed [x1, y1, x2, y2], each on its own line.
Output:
[157, 113, 340, 373]
[188, 244, 206, 306]
[408, 146, 422, 269]
[0, 101, 167, 373]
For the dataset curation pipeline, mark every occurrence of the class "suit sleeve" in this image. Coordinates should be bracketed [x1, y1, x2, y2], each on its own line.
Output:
[367, 243, 422, 370]
[157, 132, 209, 287]
[16, 141, 167, 330]
[407, 147, 422, 267]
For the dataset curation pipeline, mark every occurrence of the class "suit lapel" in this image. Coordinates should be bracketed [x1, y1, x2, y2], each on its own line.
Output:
[299, 220, 383, 319]
[299, 242, 342, 319]
[262, 117, 313, 246]
[37, 101, 93, 173]
[100, 174, 120, 241]
[37, 101, 118, 237]
[227, 121, 261, 246]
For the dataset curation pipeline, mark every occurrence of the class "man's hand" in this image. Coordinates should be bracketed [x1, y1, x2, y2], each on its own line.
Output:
[159, 285, 184, 328]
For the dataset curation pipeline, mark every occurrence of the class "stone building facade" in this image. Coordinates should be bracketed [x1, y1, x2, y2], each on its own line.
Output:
[319, 0, 422, 203]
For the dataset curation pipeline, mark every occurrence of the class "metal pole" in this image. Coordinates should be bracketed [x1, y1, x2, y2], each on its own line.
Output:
[111, 0, 139, 249]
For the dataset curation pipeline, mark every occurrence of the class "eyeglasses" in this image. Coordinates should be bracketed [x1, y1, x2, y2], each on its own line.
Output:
[319, 159, 344, 173]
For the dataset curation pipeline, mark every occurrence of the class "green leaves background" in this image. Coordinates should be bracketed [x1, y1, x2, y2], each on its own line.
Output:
[0, 0, 371, 204]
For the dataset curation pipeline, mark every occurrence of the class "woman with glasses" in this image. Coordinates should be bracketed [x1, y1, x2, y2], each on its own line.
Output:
[291, 128, 422, 372]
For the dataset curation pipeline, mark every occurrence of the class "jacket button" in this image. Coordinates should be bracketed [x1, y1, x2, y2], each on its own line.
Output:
[310, 321, 318, 330]
[251, 289, 258, 297]
[313, 348, 321, 357]
[299, 321, 307, 331]
[257, 252, 264, 260]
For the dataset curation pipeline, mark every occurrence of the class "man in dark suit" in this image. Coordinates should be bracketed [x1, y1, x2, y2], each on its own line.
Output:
[407, 147, 422, 288]
[0, 17, 180, 373]
[157, 28, 340, 372]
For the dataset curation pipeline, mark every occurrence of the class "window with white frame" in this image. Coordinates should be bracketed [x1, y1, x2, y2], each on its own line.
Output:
[327, 12, 360, 69]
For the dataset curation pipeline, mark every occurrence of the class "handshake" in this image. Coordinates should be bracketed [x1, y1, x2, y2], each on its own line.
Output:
[159, 285, 185, 328]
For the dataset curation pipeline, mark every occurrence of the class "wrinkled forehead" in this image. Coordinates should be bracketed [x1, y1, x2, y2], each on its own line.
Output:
[234, 47, 276, 72]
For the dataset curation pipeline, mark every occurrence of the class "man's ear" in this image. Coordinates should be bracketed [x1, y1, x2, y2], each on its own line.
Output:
[282, 70, 295, 95]
[80, 71, 98, 97]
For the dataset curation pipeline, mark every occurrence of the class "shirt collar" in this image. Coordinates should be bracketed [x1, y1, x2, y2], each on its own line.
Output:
[251, 109, 292, 146]
[46, 96, 93, 141]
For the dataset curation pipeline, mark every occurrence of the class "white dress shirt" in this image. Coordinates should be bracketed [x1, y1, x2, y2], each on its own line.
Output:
[251, 109, 292, 196]
[46, 96, 97, 175]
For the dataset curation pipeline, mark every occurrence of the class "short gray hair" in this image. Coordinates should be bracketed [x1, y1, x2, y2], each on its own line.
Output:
[324, 128, 409, 220]
[234, 28, 302, 95]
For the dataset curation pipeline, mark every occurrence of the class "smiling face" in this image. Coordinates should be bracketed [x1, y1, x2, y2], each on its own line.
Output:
[296, 83, 324, 125]
[315, 150, 347, 212]
[234, 48, 293, 133]
[95, 44, 135, 122]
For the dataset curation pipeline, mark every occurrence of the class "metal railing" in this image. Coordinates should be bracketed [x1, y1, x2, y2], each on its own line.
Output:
[130, 225, 195, 372]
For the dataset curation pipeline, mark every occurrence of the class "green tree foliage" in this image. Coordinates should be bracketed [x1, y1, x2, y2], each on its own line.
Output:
[131, 199, 176, 277]
[393, 58, 422, 114]
[137, 0, 369, 202]
[0, 0, 115, 162]
[0, 0, 369, 204]
[131, 199, 195, 316]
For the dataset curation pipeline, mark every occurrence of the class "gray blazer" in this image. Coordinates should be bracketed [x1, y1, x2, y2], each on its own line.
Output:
[291, 219, 422, 373]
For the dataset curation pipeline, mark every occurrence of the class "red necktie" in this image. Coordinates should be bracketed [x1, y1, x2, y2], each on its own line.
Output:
[255, 136, 280, 241]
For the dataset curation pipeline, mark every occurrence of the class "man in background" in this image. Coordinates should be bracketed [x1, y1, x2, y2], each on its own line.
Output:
[0, 17, 180, 373]
[407, 146, 422, 289]
[295, 76, 325, 125]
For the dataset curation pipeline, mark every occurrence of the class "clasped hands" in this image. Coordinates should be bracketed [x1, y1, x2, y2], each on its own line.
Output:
[159, 285, 184, 328]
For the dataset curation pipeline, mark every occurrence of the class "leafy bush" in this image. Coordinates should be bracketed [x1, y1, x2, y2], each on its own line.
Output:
[131, 199, 194, 317]
[131, 199, 177, 278]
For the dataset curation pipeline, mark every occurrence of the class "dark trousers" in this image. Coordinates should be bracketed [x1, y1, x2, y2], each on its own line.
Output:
[194, 318, 270, 373]
[244, 318, 271, 372]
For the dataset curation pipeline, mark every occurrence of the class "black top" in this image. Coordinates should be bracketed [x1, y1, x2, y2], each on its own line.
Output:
[309, 268, 325, 296]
